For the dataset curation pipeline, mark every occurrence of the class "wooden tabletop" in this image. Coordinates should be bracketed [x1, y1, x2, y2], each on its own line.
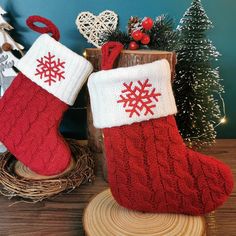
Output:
[0, 139, 235, 236]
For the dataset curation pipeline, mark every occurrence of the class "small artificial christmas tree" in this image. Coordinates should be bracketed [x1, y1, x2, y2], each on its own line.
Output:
[173, 0, 224, 148]
[0, 6, 24, 153]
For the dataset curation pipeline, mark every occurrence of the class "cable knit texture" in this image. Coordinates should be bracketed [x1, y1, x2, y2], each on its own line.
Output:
[103, 115, 233, 215]
[0, 73, 71, 175]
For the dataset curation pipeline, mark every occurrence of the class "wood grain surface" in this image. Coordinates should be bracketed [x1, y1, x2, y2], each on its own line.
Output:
[84, 189, 207, 236]
[0, 139, 235, 236]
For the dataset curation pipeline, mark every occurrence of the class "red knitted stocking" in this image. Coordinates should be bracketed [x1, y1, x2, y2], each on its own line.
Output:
[0, 73, 70, 175]
[88, 45, 233, 215]
[103, 116, 233, 215]
[0, 16, 92, 175]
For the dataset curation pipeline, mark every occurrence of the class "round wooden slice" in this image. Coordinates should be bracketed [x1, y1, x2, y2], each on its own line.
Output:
[84, 189, 206, 236]
[14, 157, 75, 180]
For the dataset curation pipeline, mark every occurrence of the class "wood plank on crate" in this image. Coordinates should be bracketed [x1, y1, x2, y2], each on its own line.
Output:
[0, 139, 235, 236]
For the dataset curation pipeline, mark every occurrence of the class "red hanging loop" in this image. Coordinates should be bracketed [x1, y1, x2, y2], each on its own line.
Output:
[26, 15, 60, 41]
[101, 42, 123, 70]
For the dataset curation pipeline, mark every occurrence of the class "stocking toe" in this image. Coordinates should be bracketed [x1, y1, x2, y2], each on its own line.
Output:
[188, 149, 234, 214]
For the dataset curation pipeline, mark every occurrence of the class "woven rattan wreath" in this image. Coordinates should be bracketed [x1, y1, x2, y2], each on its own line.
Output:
[76, 10, 118, 48]
[0, 139, 94, 202]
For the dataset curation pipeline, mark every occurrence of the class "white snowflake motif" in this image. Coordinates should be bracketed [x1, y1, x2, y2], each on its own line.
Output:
[117, 79, 161, 118]
[35, 52, 65, 86]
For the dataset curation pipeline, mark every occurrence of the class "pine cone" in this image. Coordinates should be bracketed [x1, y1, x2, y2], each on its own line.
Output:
[127, 16, 143, 36]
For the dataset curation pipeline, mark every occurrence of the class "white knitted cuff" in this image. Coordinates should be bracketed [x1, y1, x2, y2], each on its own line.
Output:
[88, 59, 177, 128]
[16, 34, 93, 105]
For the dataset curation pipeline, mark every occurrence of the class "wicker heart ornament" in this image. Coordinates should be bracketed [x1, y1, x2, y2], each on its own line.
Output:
[76, 10, 118, 48]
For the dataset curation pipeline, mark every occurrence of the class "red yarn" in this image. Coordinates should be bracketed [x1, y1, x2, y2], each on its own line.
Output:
[26, 15, 60, 41]
[103, 116, 234, 215]
[0, 73, 70, 175]
[101, 42, 123, 70]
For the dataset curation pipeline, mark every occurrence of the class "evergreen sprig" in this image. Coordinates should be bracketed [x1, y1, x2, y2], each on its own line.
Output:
[149, 15, 179, 51]
[100, 29, 131, 49]
[99, 15, 178, 50]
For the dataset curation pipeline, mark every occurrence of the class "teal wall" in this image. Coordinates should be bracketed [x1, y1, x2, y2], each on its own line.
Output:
[0, 0, 235, 138]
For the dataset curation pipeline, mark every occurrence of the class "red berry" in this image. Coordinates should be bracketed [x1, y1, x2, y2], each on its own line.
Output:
[142, 17, 153, 30]
[131, 30, 143, 41]
[141, 34, 150, 45]
[129, 41, 139, 50]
